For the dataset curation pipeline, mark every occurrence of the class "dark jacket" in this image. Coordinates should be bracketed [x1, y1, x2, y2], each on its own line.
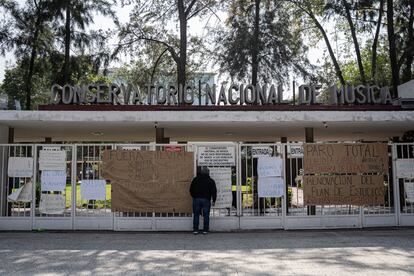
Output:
[190, 173, 217, 202]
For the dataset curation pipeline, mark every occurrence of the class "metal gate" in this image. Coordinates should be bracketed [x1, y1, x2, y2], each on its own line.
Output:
[0, 142, 412, 231]
[393, 143, 414, 226]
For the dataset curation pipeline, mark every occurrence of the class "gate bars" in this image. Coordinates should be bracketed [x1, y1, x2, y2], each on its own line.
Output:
[0, 142, 412, 230]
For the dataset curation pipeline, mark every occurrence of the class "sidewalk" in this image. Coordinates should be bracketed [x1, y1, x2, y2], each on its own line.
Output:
[0, 228, 413, 275]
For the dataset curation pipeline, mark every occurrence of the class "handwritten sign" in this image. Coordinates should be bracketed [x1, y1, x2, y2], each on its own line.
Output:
[197, 146, 235, 166]
[7, 182, 32, 202]
[102, 150, 194, 213]
[251, 146, 273, 157]
[258, 177, 285, 197]
[80, 180, 106, 200]
[39, 194, 66, 214]
[303, 174, 385, 205]
[303, 143, 388, 174]
[39, 150, 66, 170]
[41, 170, 67, 191]
[404, 182, 414, 202]
[8, 157, 33, 177]
[209, 167, 232, 208]
[257, 157, 283, 177]
[396, 159, 414, 178]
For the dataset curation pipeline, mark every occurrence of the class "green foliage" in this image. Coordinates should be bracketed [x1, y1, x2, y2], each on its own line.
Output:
[1, 53, 111, 109]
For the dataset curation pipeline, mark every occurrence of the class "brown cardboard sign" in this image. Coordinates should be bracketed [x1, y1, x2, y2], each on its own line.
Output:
[303, 174, 385, 205]
[303, 143, 389, 174]
[102, 150, 194, 213]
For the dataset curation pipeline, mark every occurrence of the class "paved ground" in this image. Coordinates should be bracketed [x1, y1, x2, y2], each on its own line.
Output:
[0, 229, 413, 276]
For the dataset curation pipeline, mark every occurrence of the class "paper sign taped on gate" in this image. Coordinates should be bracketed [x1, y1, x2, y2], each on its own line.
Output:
[8, 157, 33, 177]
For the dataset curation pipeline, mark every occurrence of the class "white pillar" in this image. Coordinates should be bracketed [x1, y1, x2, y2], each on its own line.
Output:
[0, 125, 8, 216]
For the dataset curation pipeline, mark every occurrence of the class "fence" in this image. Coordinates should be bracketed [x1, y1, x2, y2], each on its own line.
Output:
[0, 142, 412, 231]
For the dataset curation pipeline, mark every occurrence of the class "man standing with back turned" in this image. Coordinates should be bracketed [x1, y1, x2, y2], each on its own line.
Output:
[190, 167, 217, 235]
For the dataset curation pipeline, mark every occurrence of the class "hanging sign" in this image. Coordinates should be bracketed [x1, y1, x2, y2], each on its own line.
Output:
[396, 159, 414, 178]
[303, 143, 389, 174]
[251, 146, 273, 157]
[7, 182, 33, 202]
[41, 170, 67, 191]
[80, 179, 106, 200]
[8, 157, 33, 177]
[165, 146, 182, 152]
[288, 145, 304, 158]
[197, 146, 235, 166]
[257, 156, 283, 177]
[258, 177, 285, 197]
[39, 150, 66, 170]
[39, 194, 66, 214]
[303, 174, 385, 205]
[209, 167, 232, 208]
[404, 182, 414, 202]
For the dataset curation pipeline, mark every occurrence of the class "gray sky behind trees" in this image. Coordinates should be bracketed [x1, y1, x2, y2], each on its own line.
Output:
[0, 0, 332, 84]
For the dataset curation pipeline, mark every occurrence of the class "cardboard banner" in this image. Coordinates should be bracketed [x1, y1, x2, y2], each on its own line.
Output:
[303, 143, 388, 174]
[209, 167, 232, 208]
[396, 159, 414, 178]
[39, 194, 66, 214]
[258, 177, 285, 198]
[197, 146, 235, 166]
[8, 157, 33, 177]
[102, 150, 194, 213]
[80, 179, 106, 200]
[303, 174, 385, 205]
[39, 150, 66, 171]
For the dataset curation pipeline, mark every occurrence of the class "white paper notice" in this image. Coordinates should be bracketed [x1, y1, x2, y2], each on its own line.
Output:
[209, 167, 232, 208]
[41, 170, 67, 191]
[39, 194, 65, 214]
[396, 159, 414, 178]
[39, 150, 66, 170]
[404, 182, 414, 202]
[197, 146, 235, 166]
[80, 179, 106, 200]
[8, 157, 33, 177]
[258, 177, 285, 197]
[257, 157, 283, 177]
[18, 182, 33, 202]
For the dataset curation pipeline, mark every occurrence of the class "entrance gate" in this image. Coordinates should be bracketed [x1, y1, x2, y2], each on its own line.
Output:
[0, 142, 413, 231]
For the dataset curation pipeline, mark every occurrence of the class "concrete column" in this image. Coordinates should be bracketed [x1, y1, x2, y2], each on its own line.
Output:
[0, 125, 9, 143]
[305, 127, 316, 215]
[155, 128, 165, 143]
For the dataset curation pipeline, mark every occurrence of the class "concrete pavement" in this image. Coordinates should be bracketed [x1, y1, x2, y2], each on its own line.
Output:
[0, 229, 413, 275]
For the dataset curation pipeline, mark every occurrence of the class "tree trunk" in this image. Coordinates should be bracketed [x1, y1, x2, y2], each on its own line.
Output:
[63, 0, 71, 84]
[402, 0, 414, 83]
[372, 0, 385, 81]
[387, 0, 399, 96]
[251, 0, 260, 87]
[177, 0, 187, 95]
[25, 12, 42, 110]
[343, 0, 366, 84]
[309, 12, 346, 86]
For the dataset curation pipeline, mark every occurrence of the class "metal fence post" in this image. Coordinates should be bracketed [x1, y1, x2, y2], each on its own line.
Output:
[71, 145, 77, 230]
[31, 145, 37, 230]
[391, 143, 401, 226]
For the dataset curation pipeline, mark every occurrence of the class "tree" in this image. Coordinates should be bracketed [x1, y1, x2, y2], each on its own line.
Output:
[0, 0, 55, 109]
[290, 0, 346, 86]
[1, 53, 111, 109]
[214, 0, 314, 85]
[387, 0, 400, 95]
[115, 0, 217, 89]
[53, 0, 116, 84]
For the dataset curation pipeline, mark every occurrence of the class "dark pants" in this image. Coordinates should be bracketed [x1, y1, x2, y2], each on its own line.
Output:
[192, 198, 211, 231]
